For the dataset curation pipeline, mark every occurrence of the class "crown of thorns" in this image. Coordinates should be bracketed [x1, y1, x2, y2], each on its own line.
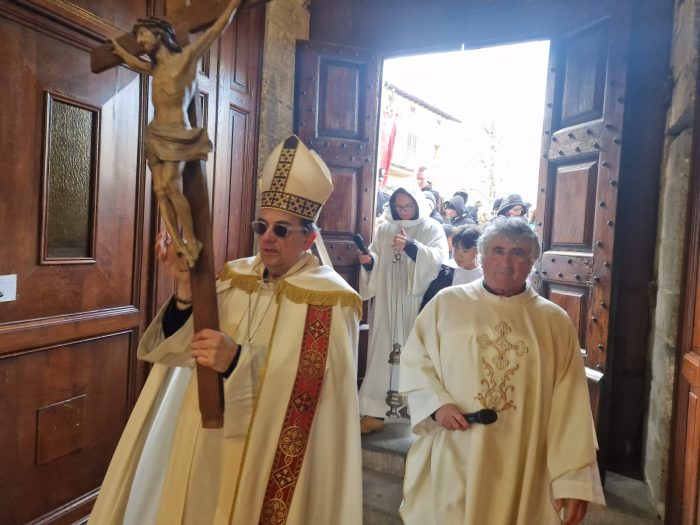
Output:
[135, 17, 177, 36]
[133, 17, 182, 52]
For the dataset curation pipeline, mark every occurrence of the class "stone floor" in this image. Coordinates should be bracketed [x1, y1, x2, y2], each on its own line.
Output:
[362, 418, 662, 524]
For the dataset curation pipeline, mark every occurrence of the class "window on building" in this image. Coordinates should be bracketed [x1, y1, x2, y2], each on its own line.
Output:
[406, 132, 417, 153]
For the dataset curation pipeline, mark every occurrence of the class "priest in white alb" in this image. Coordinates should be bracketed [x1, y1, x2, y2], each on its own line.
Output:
[89, 135, 363, 525]
[399, 217, 605, 525]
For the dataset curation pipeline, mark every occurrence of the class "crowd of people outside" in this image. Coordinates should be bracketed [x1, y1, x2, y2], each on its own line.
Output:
[376, 166, 536, 228]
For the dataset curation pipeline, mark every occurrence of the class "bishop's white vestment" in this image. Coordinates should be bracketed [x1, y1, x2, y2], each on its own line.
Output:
[359, 186, 447, 418]
[88, 253, 363, 525]
[399, 280, 605, 524]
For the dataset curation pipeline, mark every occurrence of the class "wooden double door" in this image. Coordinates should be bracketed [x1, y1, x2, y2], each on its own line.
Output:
[0, 1, 263, 522]
[301, 0, 640, 463]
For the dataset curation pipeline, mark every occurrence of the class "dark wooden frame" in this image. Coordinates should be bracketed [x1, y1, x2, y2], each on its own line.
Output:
[40, 91, 101, 265]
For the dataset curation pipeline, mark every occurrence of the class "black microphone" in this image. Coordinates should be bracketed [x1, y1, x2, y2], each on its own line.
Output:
[353, 233, 369, 255]
[463, 409, 498, 425]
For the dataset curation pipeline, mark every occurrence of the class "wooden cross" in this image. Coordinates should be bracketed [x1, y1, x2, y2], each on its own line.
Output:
[91, 0, 268, 428]
[91, 0, 267, 73]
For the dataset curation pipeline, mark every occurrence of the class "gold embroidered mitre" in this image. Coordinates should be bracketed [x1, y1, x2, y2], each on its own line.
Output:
[259, 135, 333, 221]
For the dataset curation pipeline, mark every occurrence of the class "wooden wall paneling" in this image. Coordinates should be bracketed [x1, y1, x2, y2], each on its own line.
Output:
[11, 0, 147, 35]
[218, 4, 264, 266]
[0, 1, 152, 522]
[0, 17, 141, 327]
[0, 333, 133, 525]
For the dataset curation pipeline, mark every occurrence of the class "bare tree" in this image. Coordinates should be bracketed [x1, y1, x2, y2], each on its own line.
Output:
[477, 119, 504, 203]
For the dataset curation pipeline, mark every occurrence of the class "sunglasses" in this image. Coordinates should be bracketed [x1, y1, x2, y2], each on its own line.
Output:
[251, 221, 308, 238]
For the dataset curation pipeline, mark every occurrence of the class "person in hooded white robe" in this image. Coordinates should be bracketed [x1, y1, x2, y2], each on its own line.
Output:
[399, 217, 604, 525]
[357, 185, 447, 432]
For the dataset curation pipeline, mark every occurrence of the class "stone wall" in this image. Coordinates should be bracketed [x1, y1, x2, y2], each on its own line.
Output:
[645, 0, 698, 514]
[257, 0, 310, 172]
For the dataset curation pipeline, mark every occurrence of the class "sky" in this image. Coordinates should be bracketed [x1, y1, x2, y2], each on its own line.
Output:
[382, 40, 550, 208]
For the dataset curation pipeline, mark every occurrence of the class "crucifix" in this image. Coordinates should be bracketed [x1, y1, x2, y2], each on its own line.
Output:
[91, 0, 266, 428]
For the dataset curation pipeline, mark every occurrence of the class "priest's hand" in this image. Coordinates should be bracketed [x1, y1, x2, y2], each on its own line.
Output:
[156, 231, 192, 308]
[392, 228, 409, 252]
[358, 250, 373, 265]
[156, 231, 191, 286]
[191, 329, 239, 373]
[435, 403, 470, 431]
[553, 498, 588, 525]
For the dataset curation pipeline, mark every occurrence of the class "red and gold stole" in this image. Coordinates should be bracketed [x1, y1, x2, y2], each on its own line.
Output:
[258, 304, 333, 525]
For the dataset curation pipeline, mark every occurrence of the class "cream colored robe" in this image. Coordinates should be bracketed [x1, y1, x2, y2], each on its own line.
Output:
[88, 253, 363, 525]
[399, 280, 605, 525]
[359, 185, 447, 418]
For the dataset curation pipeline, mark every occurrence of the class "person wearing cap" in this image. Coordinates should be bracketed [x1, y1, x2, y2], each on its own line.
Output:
[497, 193, 527, 218]
[357, 185, 448, 433]
[399, 217, 604, 525]
[444, 195, 476, 227]
[89, 135, 363, 525]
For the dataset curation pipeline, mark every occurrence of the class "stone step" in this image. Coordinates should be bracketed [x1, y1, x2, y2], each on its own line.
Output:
[362, 446, 406, 478]
[362, 467, 403, 525]
[361, 417, 413, 478]
[361, 418, 411, 524]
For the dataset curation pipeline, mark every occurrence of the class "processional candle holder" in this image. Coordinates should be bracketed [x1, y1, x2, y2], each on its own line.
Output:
[386, 342, 403, 418]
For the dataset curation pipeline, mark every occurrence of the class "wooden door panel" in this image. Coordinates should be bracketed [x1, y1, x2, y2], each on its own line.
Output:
[693, 260, 700, 348]
[217, 6, 263, 267]
[0, 4, 145, 523]
[681, 353, 700, 525]
[549, 162, 598, 248]
[547, 283, 588, 348]
[533, 2, 632, 440]
[559, 23, 608, 127]
[0, 18, 140, 326]
[295, 40, 380, 292]
[319, 62, 364, 137]
[0, 333, 131, 525]
[318, 167, 360, 233]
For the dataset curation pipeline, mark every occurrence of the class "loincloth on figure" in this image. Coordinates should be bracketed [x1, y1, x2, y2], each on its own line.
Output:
[145, 123, 213, 170]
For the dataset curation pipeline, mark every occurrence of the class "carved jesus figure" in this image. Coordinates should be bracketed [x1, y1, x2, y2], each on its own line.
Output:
[111, 0, 242, 269]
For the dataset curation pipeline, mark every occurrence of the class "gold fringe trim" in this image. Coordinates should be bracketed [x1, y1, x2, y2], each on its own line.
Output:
[218, 267, 363, 317]
[218, 265, 259, 293]
[275, 281, 362, 317]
